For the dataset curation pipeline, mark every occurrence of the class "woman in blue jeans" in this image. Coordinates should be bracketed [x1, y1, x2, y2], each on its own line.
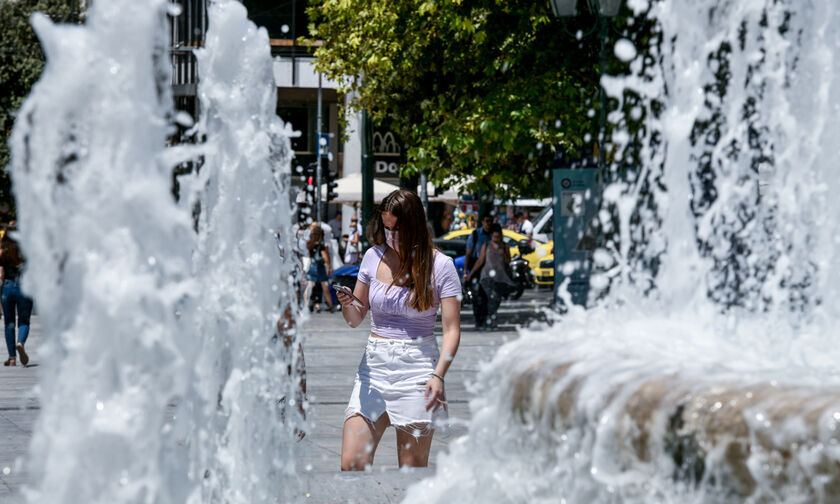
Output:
[2, 231, 33, 366]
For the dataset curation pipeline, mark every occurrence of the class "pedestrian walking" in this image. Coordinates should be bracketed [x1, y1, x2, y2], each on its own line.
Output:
[1, 229, 33, 366]
[336, 189, 462, 470]
[464, 213, 493, 328]
[343, 215, 362, 265]
[303, 224, 335, 313]
[465, 224, 515, 329]
[327, 210, 343, 238]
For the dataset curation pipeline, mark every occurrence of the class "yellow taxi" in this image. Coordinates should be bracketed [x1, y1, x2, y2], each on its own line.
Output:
[440, 228, 553, 280]
[532, 242, 554, 286]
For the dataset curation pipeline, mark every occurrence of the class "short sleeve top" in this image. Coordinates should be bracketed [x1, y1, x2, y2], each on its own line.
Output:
[357, 245, 461, 339]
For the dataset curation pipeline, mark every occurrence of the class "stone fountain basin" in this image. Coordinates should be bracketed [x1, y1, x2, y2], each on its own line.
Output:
[511, 361, 840, 500]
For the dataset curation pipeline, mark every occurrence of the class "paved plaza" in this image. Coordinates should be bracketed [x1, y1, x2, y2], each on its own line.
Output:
[0, 291, 551, 503]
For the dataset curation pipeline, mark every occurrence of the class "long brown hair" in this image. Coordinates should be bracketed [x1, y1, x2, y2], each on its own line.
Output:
[306, 224, 324, 251]
[0, 231, 24, 270]
[367, 189, 436, 312]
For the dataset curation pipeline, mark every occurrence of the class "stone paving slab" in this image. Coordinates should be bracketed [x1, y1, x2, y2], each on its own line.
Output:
[0, 290, 551, 502]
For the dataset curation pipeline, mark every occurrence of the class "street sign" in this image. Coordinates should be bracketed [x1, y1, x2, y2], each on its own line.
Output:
[318, 133, 330, 158]
[552, 167, 600, 307]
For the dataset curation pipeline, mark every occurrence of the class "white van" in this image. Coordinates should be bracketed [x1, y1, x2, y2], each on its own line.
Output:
[531, 206, 554, 243]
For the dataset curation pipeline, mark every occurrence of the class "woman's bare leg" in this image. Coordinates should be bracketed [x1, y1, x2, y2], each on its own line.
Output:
[320, 281, 335, 309]
[341, 414, 389, 471]
[395, 425, 434, 468]
[303, 280, 314, 309]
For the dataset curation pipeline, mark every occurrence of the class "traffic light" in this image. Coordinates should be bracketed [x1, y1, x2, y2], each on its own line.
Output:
[326, 170, 339, 202]
[303, 162, 317, 205]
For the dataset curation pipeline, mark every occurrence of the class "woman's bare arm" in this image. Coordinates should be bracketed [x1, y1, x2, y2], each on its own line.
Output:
[466, 243, 487, 281]
[321, 244, 332, 276]
[426, 296, 461, 412]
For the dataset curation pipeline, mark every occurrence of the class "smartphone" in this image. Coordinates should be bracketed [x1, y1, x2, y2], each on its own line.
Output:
[331, 283, 365, 308]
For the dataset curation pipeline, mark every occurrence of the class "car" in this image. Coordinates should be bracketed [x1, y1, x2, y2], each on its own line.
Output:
[532, 242, 554, 286]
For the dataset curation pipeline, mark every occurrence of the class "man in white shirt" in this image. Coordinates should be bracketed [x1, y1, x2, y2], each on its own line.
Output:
[327, 210, 343, 238]
[516, 212, 534, 237]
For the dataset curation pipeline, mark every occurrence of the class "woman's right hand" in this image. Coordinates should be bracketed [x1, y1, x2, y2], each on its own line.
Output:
[336, 291, 355, 312]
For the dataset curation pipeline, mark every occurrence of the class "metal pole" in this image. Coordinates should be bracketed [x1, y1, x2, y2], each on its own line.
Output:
[316, 73, 323, 224]
[361, 110, 374, 244]
[419, 172, 429, 216]
[598, 13, 607, 172]
[291, 0, 297, 86]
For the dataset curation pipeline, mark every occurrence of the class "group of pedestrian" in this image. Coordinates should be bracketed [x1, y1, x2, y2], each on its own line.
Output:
[295, 211, 365, 314]
[1, 222, 34, 367]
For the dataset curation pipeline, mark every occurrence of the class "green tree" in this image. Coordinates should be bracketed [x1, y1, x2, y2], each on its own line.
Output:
[308, 0, 607, 198]
[1, 0, 74, 214]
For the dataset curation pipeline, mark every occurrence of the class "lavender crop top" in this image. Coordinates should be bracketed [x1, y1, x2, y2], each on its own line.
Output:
[357, 245, 462, 339]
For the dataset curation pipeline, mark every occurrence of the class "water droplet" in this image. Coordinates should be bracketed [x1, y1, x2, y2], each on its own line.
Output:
[148, 256, 157, 266]
[281, 24, 290, 34]
[96, 401, 104, 411]
[2, 467, 10, 475]
[614, 38, 637, 62]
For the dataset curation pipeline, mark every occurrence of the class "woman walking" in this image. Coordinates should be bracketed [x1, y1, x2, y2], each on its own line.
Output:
[465, 223, 515, 330]
[1, 230, 33, 366]
[304, 224, 335, 313]
[336, 189, 461, 470]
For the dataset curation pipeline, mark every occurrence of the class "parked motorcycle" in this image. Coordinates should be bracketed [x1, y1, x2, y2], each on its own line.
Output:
[507, 255, 533, 300]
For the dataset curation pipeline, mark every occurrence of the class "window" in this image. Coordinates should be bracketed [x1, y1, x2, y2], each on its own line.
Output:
[242, 0, 310, 40]
[277, 106, 310, 153]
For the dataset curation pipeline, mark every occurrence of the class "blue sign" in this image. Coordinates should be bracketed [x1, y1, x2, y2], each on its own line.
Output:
[318, 133, 330, 158]
[552, 168, 600, 307]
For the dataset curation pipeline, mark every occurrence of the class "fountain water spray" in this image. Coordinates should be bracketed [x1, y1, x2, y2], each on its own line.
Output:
[9, 0, 304, 502]
[406, 0, 840, 502]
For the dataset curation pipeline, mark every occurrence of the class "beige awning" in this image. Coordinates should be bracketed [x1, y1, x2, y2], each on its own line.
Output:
[320, 172, 400, 204]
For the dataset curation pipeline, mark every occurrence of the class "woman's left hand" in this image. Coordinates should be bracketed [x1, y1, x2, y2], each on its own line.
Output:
[425, 374, 447, 412]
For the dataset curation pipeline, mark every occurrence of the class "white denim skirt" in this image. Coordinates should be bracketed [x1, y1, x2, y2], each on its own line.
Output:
[345, 334, 448, 434]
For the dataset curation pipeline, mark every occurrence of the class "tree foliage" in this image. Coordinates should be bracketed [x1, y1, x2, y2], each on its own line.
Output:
[1, 0, 73, 213]
[308, 0, 607, 198]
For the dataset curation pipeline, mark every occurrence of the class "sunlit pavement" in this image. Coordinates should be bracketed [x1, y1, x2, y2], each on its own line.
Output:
[0, 288, 553, 502]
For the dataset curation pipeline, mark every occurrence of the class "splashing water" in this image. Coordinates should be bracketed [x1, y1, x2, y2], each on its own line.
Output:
[406, 1, 840, 502]
[9, 0, 303, 502]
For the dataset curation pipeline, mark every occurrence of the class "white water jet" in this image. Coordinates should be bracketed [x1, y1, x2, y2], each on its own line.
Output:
[9, 0, 304, 502]
[406, 1, 840, 502]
